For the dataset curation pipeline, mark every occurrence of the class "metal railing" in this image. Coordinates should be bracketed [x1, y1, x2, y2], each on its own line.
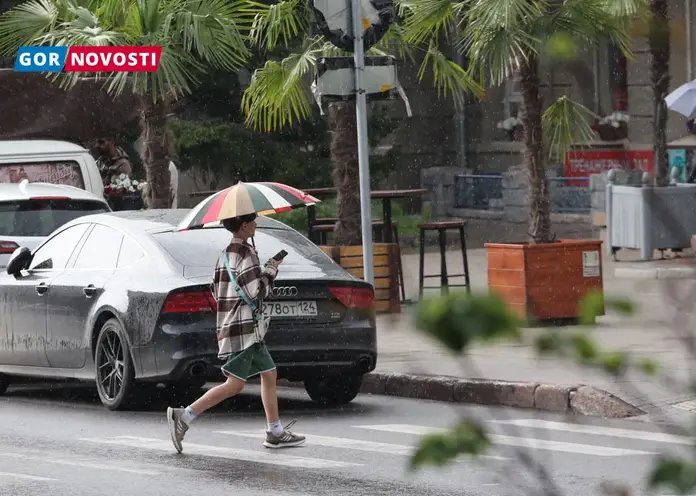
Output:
[454, 174, 591, 213]
[454, 174, 504, 210]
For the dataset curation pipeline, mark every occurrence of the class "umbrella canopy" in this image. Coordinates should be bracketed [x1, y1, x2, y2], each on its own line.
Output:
[666, 80, 696, 118]
[176, 181, 320, 231]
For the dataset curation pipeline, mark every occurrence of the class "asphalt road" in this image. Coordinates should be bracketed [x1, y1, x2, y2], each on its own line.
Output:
[0, 381, 694, 496]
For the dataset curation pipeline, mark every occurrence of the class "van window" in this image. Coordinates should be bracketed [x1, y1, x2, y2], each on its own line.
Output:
[0, 161, 84, 188]
[0, 199, 109, 237]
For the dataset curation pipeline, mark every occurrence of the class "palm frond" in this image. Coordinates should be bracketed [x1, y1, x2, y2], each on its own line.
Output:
[461, 25, 539, 86]
[174, 0, 251, 72]
[399, 0, 455, 45]
[542, 96, 597, 161]
[418, 41, 483, 109]
[245, 0, 308, 51]
[132, 48, 203, 102]
[465, 0, 543, 32]
[460, 0, 543, 86]
[241, 41, 321, 132]
[598, 0, 647, 19]
[40, 6, 124, 46]
[534, 0, 646, 58]
[370, 23, 414, 62]
[0, 0, 59, 55]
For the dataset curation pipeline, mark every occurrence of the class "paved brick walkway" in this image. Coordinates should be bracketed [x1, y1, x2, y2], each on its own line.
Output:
[377, 247, 696, 416]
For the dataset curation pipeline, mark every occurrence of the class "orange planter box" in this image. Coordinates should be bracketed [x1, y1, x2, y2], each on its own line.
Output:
[320, 244, 401, 314]
[485, 240, 604, 321]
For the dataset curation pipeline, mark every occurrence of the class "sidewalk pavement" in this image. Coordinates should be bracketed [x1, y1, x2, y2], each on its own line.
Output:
[368, 247, 696, 418]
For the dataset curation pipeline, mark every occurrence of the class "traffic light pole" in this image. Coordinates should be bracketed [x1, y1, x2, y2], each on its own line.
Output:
[350, 0, 375, 287]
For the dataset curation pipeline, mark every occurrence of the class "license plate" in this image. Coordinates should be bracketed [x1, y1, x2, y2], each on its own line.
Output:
[263, 300, 318, 318]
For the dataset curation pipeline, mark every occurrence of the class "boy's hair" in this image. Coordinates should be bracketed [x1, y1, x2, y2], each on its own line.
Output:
[222, 213, 257, 233]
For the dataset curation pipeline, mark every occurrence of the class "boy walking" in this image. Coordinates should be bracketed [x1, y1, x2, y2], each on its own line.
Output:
[167, 213, 305, 453]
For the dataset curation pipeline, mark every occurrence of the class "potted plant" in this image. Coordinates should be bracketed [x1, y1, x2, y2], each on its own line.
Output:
[105, 174, 147, 211]
[496, 115, 523, 141]
[447, 0, 641, 322]
[593, 111, 630, 141]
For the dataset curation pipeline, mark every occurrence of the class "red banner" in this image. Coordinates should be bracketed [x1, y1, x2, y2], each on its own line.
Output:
[564, 149, 654, 178]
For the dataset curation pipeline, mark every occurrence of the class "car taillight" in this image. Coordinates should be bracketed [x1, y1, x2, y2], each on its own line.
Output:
[162, 290, 217, 313]
[29, 196, 70, 201]
[0, 241, 19, 254]
[329, 286, 374, 310]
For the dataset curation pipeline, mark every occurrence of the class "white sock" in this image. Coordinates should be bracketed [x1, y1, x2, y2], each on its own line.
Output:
[268, 420, 283, 437]
[182, 406, 197, 425]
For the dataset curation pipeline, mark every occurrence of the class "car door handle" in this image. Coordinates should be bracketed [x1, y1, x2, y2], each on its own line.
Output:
[83, 284, 96, 298]
[35, 283, 48, 295]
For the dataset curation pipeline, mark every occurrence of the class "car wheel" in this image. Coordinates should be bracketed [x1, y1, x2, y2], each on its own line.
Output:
[94, 318, 136, 411]
[304, 373, 363, 406]
[0, 374, 10, 395]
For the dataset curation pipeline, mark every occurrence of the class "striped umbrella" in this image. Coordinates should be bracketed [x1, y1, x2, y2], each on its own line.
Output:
[176, 181, 321, 231]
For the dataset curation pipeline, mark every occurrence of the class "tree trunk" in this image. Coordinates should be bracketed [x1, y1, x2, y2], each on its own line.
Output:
[649, 0, 670, 186]
[139, 96, 173, 209]
[329, 102, 361, 246]
[519, 56, 552, 244]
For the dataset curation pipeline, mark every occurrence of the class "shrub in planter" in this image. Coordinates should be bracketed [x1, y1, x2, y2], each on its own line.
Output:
[450, 0, 637, 321]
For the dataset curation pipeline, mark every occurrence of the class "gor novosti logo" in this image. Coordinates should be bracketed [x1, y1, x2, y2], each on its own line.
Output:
[14, 46, 162, 72]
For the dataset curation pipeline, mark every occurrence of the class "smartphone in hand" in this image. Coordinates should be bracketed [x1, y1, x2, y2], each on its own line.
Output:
[272, 250, 288, 261]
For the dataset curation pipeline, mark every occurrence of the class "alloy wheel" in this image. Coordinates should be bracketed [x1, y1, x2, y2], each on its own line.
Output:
[96, 328, 125, 401]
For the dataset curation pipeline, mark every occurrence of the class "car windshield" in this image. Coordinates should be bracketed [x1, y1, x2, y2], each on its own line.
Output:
[0, 199, 110, 237]
[152, 226, 330, 268]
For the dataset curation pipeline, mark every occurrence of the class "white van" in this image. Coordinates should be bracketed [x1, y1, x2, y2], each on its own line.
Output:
[0, 140, 104, 198]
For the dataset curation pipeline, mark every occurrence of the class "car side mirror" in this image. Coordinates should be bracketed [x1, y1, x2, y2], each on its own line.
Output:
[6, 246, 32, 277]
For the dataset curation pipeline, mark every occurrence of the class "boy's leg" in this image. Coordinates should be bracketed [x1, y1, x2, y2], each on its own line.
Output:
[251, 344, 305, 449]
[167, 348, 252, 453]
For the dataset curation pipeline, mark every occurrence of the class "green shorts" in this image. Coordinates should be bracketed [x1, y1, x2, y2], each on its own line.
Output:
[221, 342, 276, 381]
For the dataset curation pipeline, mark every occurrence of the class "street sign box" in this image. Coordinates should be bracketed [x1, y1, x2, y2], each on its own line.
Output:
[314, 56, 398, 102]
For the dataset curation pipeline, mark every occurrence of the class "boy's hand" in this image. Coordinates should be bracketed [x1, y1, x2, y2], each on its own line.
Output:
[268, 258, 283, 269]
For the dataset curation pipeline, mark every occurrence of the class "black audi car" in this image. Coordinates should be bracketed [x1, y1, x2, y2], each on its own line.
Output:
[0, 209, 377, 410]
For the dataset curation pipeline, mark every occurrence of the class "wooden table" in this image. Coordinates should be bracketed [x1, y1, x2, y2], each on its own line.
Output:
[304, 187, 428, 244]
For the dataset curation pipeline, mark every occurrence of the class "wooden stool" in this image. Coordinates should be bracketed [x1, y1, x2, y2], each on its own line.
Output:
[417, 220, 471, 297]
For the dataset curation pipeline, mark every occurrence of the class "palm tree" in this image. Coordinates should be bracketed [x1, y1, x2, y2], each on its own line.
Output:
[397, 0, 645, 243]
[648, 0, 670, 186]
[240, 1, 482, 245]
[0, 0, 258, 207]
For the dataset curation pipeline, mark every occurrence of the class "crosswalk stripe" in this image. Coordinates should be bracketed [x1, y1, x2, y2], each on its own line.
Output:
[80, 436, 361, 469]
[0, 471, 57, 482]
[0, 452, 161, 476]
[490, 419, 693, 445]
[215, 430, 508, 461]
[355, 424, 656, 457]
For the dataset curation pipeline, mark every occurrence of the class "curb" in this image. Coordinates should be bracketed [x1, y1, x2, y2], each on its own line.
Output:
[279, 373, 644, 419]
[614, 266, 696, 279]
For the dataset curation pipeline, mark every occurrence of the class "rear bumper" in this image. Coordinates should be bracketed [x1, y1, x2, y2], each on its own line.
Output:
[136, 319, 377, 383]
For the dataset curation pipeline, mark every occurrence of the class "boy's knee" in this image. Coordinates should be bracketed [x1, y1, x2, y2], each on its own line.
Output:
[260, 369, 277, 383]
[223, 377, 245, 395]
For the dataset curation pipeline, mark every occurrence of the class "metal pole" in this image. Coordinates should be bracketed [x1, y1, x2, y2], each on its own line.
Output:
[686, 0, 693, 80]
[350, 0, 374, 286]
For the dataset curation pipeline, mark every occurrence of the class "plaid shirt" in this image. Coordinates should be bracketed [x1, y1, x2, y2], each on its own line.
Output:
[212, 238, 278, 358]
